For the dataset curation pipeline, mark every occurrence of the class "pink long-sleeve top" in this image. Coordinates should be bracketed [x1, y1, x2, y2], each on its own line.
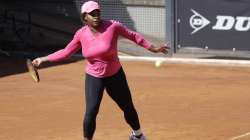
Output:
[48, 20, 152, 78]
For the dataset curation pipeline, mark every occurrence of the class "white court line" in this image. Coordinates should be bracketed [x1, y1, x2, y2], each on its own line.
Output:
[230, 132, 250, 140]
[118, 56, 250, 67]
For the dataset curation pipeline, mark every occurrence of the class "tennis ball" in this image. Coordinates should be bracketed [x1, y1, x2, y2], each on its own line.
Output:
[155, 61, 162, 68]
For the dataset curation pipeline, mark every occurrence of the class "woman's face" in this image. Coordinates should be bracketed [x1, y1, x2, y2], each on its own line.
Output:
[84, 9, 101, 28]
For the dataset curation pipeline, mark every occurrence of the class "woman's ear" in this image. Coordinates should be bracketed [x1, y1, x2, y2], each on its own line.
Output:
[84, 14, 88, 21]
[80, 13, 87, 23]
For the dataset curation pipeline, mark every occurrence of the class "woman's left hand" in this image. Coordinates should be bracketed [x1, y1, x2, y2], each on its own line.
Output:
[148, 43, 171, 54]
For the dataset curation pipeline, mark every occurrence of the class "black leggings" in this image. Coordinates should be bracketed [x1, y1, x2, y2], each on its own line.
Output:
[83, 68, 140, 138]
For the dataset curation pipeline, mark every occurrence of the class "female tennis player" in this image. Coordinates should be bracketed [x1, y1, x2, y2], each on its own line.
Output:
[32, 1, 169, 140]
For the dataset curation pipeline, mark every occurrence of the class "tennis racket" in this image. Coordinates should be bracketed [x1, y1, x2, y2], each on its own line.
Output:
[26, 59, 40, 83]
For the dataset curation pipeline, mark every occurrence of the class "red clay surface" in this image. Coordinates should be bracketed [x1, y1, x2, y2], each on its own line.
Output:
[1, 57, 250, 140]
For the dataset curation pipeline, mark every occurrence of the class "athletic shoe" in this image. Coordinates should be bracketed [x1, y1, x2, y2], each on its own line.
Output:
[129, 132, 147, 140]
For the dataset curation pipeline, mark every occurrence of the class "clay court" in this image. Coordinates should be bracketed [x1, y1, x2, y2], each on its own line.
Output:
[1, 56, 250, 140]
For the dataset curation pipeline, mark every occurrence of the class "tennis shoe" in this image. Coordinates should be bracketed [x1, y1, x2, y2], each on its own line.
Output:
[129, 132, 147, 140]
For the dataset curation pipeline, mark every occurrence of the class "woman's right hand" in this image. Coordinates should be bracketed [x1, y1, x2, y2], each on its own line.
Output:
[32, 57, 48, 67]
[32, 58, 43, 67]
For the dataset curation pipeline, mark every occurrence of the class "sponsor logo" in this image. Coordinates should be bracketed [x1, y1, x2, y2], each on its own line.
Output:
[190, 9, 210, 34]
[189, 9, 250, 34]
[212, 16, 250, 31]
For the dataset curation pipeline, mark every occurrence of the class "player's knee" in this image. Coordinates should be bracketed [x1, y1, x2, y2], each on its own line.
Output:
[85, 109, 99, 119]
[122, 103, 136, 114]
